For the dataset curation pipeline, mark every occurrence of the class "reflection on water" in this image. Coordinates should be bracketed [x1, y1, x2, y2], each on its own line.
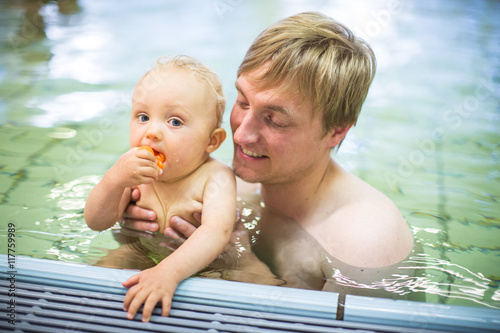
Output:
[27, 91, 123, 127]
[0, 0, 499, 309]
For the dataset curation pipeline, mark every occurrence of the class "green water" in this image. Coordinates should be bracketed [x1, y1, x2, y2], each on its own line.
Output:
[0, 0, 499, 309]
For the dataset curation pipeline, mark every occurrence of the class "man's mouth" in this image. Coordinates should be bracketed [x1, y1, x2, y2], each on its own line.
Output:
[241, 147, 265, 158]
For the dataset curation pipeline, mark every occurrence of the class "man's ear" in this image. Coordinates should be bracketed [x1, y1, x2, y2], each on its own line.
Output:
[206, 128, 226, 153]
[326, 124, 353, 149]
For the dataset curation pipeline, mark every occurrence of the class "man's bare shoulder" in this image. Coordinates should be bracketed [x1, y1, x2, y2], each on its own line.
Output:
[318, 168, 414, 268]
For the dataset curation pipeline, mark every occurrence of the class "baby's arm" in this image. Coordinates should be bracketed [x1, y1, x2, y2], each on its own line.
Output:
[122, 166, 237, 322]
[84, 148, 162, 231]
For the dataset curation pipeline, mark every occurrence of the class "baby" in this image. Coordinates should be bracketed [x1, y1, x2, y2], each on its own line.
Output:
[84, 55, 237, 322]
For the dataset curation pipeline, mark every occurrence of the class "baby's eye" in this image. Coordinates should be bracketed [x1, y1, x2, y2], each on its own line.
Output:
[138, 114, 149, 122]
[168, 118, 183, 127]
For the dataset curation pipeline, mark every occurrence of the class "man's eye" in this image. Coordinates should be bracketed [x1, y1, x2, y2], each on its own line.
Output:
[168, 118, 183, 127]
[138, 114, 149, 122]
[267, 115, 287, 129]
[237, 101, 249, 109]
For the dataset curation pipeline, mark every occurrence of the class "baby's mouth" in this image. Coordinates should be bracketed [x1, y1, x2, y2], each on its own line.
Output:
[139, 145, 165, 169]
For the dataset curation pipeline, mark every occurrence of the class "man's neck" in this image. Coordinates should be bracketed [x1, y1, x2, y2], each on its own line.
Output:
[260, 158, 339, 222]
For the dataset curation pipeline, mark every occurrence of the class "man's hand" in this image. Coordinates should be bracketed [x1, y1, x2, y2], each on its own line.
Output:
[121, 188, 198, 238]
[164, 214, 199, 239]
[121, 188, 159, 232]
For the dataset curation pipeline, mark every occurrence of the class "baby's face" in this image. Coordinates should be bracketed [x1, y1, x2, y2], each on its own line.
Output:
[130, 67, 218, 180]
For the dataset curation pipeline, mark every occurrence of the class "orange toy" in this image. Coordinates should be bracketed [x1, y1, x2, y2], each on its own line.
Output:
[139, 146, 165, 169]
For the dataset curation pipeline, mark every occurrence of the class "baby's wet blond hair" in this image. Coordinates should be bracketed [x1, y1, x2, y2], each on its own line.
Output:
[146, 55, 226, 127]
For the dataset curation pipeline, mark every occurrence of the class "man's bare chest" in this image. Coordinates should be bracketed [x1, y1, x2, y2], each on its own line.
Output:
[250, 215, 327, 290]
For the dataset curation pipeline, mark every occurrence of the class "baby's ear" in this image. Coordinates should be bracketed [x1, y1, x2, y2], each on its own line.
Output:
[206, 128, 226, 153]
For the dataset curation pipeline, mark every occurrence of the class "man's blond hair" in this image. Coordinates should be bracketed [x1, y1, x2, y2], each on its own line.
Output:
[238, 12, 376, 134]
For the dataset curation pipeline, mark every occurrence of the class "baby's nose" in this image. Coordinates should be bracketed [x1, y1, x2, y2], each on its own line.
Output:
[146, 124, 163, 141]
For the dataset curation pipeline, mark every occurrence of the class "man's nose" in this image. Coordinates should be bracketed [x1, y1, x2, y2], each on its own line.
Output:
[232, 109, 260, 145]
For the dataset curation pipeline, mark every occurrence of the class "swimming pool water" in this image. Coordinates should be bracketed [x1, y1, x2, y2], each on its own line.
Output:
[1, 0, 499, 309]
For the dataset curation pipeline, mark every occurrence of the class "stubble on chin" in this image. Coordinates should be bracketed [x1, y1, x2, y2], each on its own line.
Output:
[232, 162, 262, 184]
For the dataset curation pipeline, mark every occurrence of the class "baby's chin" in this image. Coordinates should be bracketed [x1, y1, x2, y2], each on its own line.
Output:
[156, 169, 188, 183]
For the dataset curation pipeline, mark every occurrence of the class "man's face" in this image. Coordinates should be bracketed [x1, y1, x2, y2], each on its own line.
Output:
[230, 66, 333, 185]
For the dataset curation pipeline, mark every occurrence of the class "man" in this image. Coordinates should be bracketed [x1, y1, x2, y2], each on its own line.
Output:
[121, 12, 415, 296]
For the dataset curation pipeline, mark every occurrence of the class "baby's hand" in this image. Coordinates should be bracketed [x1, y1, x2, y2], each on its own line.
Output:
[109, 148, 162, 188]
[139, 146, 165, 169]
[122, 266, 177, 322]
